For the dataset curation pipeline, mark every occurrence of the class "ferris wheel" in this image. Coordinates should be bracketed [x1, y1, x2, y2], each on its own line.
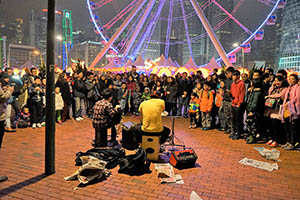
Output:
[87, 0, 286, 68]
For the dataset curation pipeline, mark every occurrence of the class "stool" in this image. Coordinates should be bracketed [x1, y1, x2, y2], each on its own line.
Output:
[141, 135, 160, 161]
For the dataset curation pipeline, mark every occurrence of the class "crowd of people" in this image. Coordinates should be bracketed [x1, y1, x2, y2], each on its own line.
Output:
[0, 64, 299, 151]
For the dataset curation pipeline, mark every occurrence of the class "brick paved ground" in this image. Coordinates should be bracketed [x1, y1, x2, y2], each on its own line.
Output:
[0, 116, 300, 200]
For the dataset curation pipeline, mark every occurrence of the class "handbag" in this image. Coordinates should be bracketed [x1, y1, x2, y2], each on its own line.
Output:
[265, 98, 277, 109]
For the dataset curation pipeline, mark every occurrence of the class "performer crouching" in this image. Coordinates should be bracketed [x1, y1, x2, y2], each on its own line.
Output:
[92, 89, 122, 147]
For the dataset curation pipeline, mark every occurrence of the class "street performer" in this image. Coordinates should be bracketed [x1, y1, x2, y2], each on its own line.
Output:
[137, 91, 171, 144]
[92, 89, 122, 147]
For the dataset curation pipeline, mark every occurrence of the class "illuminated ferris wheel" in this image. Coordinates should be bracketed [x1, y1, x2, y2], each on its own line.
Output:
[86, 0, 286, 68]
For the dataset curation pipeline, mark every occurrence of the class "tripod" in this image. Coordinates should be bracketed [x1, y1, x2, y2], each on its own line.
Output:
[161, 116, 185, 152]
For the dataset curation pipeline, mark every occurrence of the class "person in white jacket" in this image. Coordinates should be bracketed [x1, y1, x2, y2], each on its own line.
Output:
[55, 87, 64, 124]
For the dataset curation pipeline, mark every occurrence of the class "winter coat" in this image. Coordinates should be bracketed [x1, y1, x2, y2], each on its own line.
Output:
[28, 84, 44, 103]
[117, 89, 128, 101]
[189, 98, 200, 113]
[199, 89, 214, 113]
[264, 85, 286, 120]
[215, 91, 224, 108]
[73, 78, 86, 99]
[17, 112, 31, 128]
[132, 91, 142, 106]
[280, 84, 300, 121]
[56, 80, 72, 105]
[177, 78, 192, 96]
[231, 80, 245, 107]
[127, 81, 136, 95]
[224, 78, 233, 102]
[165, 83, 178, 103]
[55, 92, 64, 111]
[85, 80, 97, 100]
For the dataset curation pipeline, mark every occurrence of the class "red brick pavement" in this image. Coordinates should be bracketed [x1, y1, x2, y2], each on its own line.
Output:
[0, 117, 300, 200]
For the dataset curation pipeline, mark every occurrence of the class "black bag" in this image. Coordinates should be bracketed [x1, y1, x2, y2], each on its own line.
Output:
[75, 148, 125, 169]
[118, 148, 150, 175]
[169, 148, 198, 169]
[121, 121, 139, 150]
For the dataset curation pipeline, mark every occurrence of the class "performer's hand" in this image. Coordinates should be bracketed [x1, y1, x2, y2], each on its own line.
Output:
[115, 105, 121, 110]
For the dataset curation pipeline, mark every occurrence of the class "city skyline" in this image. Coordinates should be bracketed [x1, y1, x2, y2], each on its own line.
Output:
[0, 0, 293, 70]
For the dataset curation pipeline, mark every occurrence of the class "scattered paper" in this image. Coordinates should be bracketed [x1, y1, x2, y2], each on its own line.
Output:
[154, 163, 183, 184]
[239, 158, 279, 172]
[190, 191, 203, 200]
[254, 147, 280, 161]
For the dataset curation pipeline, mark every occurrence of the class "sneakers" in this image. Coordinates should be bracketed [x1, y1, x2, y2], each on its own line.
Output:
[189, 125, 193, 129]
[0, 175, 8, 182]
[266, 140, 273, 145]
[192, 124, 197, 129]
[224, 129, 231, 134]
[281, 142, 291, 148]
[57, 120, 63, 125]
[41, 122, 46, 126]
[283, 143, 295, 151]
[229, 133, 235, 139]
[79, 117, 84, 120]
[218, 128, 226, 132]
[32, 123, 36, 129]
[37, 123, 42, 128]
[232, 134, 240, 140]
[75, 117, 81, 121]
[270, 141, 278, 147]
[246, 135, 255, 144]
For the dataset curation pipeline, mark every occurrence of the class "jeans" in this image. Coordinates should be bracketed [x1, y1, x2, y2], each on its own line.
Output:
[177, 97, 189, 117]
[120, 99, 127, 113]
[74, 97, 85, 118]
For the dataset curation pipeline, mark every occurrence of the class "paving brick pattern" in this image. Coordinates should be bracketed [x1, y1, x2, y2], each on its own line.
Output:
[0, 117, 300, 199]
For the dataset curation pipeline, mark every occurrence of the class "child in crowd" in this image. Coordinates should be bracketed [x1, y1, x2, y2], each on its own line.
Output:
[28, 77, 44, 129]
[17, 107, 31, 128]
[216, 80, 225, 131]
[132, 86, 142, 116]
[199, 82, 214, 130]
[189, 92, 200, 129]
[142, 87, 151, 101]
[118, 82, 128, 115]
[55, 87, 64, 124]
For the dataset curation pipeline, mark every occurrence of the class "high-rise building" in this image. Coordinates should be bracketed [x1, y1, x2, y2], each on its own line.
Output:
[70, 40, 104, 67]
[29, 9, 63, 66]
[0, 18, 24, 45]
[277, 0, 300, 72]
[7, 44, 36, 68]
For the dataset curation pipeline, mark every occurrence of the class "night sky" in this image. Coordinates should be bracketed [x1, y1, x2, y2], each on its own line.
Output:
[0, 0, 270, 39]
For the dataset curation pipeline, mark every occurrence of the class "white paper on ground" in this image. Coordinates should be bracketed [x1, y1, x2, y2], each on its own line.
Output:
[155, 163, 184, 184]
[254, 147, 280, 161]
[190, 191, 203, 200]
[239, 157, 279, 171]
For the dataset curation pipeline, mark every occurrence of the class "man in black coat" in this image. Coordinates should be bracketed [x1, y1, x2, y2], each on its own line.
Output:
[73, 71, 86, 121]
